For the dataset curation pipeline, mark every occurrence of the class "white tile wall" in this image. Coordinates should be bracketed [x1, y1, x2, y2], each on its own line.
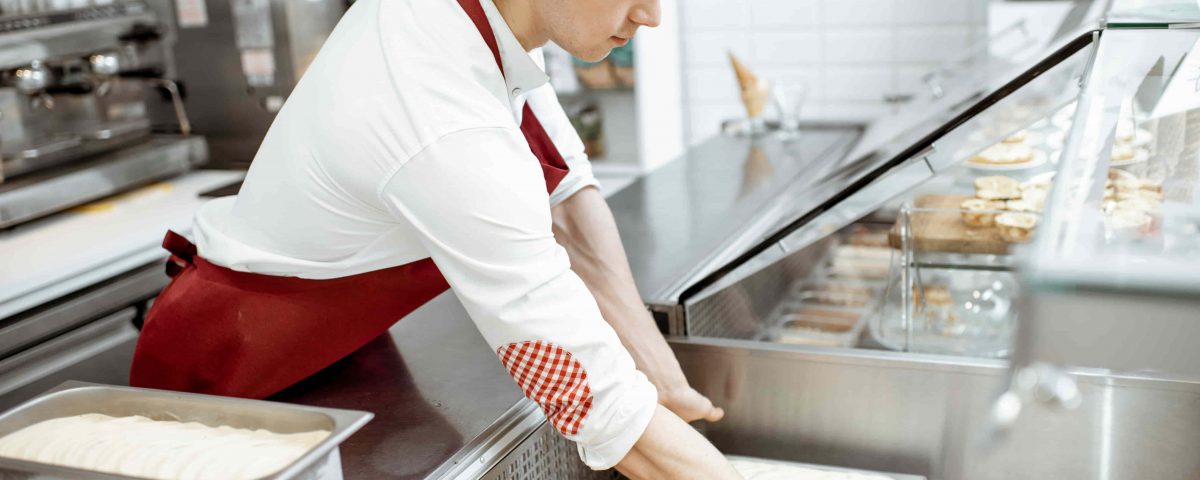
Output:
[679, 0, 989, 145]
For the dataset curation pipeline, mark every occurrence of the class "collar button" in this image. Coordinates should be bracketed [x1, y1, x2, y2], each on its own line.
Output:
[511, 87, 523, 96]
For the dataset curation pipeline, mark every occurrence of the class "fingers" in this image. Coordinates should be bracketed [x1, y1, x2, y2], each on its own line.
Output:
[705, 406, 725, 422]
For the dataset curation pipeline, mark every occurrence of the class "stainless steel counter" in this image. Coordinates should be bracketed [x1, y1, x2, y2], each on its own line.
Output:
[272, 292, 525, 479]
[607, 127, 860, 310]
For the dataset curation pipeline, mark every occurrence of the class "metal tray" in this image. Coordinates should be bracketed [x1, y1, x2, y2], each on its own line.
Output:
[726, 455, 925, 480]
[0, 381, 373, 480]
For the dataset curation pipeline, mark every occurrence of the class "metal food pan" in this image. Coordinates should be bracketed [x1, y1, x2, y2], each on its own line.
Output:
[0, 381, 373, 480]
[772, 307, 869, 348]
[726, 455, 925, 480]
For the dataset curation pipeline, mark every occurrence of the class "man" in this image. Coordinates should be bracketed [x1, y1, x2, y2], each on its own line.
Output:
[130, 0, 743, 477]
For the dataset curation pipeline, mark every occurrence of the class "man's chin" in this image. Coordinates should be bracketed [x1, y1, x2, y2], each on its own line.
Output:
[573, 46, 611, 63]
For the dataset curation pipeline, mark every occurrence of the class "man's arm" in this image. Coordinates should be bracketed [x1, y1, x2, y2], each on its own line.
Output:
[552, 186, 724, 423]
[617, 405, 743, 480]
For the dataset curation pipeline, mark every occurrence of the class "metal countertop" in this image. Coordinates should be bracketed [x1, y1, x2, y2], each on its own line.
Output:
[273, 291, 524, 480]
[605, 127, 860, 308]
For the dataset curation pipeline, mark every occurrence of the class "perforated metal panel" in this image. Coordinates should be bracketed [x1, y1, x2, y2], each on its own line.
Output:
[480, 422, 622, 480]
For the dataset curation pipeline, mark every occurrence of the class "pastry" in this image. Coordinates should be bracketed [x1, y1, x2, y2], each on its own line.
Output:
[1106, 207, 1153, 236]
[1116, 196, 1161, 213]
[1112, 178, 1141, 192]
[1019, 188, 1048, 211]
[728, 458, 892, 480]
[974, 175, 1021, 200]
[960, 198, 1006, 227]
[996, 212, 1039, 243]
[1002, 130, 1028, 144]
[1115, 121, 1137, 144]
[1139, 179, 1163, 193]
[1021, 176, 1053, 192]
[1111, 144, 1137, 162]
[1117, 188, 1163, 202]
[912, 284, 954, 307]
[1005, 199, 1038, 213]
[969, 143, 1036, 166]
[0, 414, 328, 480]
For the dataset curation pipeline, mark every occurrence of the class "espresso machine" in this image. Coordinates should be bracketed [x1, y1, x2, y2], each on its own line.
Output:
[0, 0, 201, 229]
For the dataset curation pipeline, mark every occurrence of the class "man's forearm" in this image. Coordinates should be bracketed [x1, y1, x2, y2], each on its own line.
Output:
[616, 405, 742, 480]
[551, 187, 690, 395]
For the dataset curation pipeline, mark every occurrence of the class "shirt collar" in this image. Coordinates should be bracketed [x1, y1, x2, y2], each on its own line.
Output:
[479, 0, 549, 97]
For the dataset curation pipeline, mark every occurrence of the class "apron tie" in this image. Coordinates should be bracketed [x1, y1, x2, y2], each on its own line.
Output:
[162, 230, 197, 278]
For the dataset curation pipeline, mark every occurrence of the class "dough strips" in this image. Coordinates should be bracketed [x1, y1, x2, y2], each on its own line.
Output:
[730, 457, 892, 480]
[0, 413, 328, 480]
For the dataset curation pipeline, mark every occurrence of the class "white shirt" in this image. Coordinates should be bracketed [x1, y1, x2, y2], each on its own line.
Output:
[190, 0, 655, 470]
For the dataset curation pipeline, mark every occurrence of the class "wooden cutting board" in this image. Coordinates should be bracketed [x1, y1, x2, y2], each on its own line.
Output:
[888, 194, 1012, 255]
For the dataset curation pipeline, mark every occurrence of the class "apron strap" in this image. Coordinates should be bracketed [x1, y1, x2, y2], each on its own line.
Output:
[162, 230, 197, 278]
[456, 0, 570, 194]
[457, 0, 503, 72]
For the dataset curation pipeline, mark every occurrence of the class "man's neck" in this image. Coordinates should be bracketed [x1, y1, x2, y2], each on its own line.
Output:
[492, 0, 547, 52]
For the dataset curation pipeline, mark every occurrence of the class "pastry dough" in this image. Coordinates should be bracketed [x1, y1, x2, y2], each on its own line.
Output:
[0, 414, 328, 480]
[729, 458, 891, 480]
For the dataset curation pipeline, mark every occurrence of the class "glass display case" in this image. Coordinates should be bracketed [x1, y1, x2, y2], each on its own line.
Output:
[637, 5, 1200, 479]
[1018, 26, 1200, 378]
[680, 30, 1099, 360]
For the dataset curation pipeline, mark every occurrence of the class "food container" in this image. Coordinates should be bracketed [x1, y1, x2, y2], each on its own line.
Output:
[0, 381, 373, 480]
[769, 280, 879, 348]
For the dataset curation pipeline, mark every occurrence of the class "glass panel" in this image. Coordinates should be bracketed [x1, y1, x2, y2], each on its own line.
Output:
[686, 42, 1097, 359]
[1107, 0, 1200, 26]
[1035, 29, 1200, 292]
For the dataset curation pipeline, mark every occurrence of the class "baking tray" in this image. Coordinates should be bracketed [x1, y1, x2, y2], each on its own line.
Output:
[727, 455, 926, 480]
[0, 381, 373, 480]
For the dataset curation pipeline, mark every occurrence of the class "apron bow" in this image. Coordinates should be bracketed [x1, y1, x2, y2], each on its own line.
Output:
[162, 230, 197, 278]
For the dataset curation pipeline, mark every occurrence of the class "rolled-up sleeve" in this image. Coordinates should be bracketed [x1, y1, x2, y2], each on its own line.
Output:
[377, 127, 656, 469]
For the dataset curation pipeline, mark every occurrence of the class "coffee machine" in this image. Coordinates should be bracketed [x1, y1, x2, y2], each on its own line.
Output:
[0, 0, 202, 229]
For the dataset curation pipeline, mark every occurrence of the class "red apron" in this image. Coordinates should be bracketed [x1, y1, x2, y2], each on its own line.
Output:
[129, 0, 570, 399]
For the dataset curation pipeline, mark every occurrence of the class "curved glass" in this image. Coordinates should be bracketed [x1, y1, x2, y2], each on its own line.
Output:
[686, 38, 1098, 359]
[1034, 29, 1200, 294]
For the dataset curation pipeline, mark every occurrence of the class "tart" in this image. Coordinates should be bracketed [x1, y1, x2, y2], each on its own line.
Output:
[970, 143, 1036, 166]
[1111, 144, 1137, 162]
[1106, 207, 1153, 236]
[1002, 130, 1028, 144]
[996, 212, 1039, 243]
[1116, 196, 1162, 213]
[1019, 188, 1048, 211]
[1005, 199, 1038, 213]
[974, 175, 1021, 200]
[1117, 188, 1163, 202]
[960, 198, 1006, 227]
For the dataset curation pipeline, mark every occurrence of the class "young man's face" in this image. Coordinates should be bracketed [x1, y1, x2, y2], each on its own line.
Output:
[539, 0, 660, 62]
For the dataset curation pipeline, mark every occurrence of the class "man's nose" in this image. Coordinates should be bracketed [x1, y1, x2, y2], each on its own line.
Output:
[630, 0, 661, 28]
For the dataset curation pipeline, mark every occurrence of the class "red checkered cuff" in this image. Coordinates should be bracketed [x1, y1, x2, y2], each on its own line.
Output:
[498, 341, 594, 436]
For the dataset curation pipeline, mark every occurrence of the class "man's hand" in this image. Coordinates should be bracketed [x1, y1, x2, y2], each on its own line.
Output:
[551, 187, 726, 424]
[662, 385, 725, 422]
